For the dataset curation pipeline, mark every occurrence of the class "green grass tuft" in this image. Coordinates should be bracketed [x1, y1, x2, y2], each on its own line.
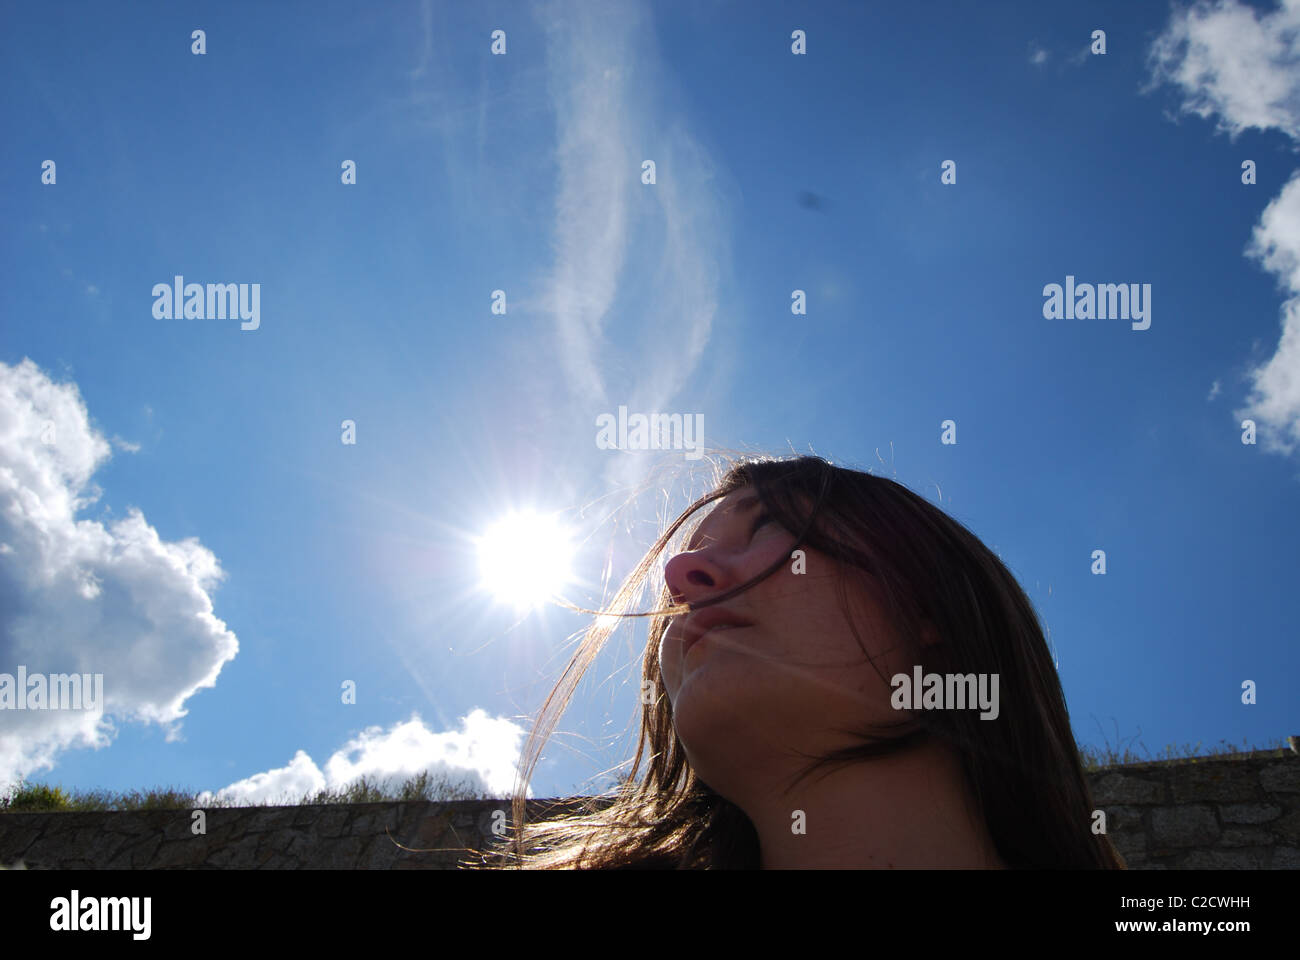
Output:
[0, 769, 490, 814]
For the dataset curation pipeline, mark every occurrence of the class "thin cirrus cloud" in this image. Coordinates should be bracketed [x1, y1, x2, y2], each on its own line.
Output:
[0, 357, 239, 785]
[525, 0, 733, 499]
[1146, 0, 1300, 455]
[390, 0, 736, 505]
[401, 0, 733, 498]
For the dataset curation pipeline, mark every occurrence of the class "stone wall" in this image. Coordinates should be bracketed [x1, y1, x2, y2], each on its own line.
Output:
[1090, 749, 1299, 869]
[0, 798, 593, 870]
[1, 750, 1296, 868]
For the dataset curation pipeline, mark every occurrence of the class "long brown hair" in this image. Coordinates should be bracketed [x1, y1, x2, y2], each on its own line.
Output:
[466, 454, 1125, 868]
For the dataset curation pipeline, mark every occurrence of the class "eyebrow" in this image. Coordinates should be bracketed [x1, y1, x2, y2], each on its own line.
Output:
[684, 493, 763, 551]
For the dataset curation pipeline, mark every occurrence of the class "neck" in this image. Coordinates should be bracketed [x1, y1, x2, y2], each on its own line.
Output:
[734, 739, 1007, 869]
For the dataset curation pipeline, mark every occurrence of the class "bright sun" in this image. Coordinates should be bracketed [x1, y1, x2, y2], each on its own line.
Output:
[475, 510, 577, 611]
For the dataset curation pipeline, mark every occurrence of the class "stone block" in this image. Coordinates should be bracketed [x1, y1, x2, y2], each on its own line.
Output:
[103, 834, 162, 869]
[1217, 827, 1273, 847]
[204, 831, 262, 867]
[0, 823, 45, 860]
[310, 834, 365, 869]
[308, 805, 352, 839]
[1169, 765, 1258, 803]
[1219, 803, 1281, 824]
[1271, 809, 1300, 844]
[1098, 805, 1144, 832]
[1091, 773, 1164, 805]
[150, 838, 207, 868]
[1109, 831, 1146, 863]
[1259, 761, 1300, 793]
[1180, 848, 1267, 869]
[1271, 846, 1300, 868]
[1150, 805, 1219, 849]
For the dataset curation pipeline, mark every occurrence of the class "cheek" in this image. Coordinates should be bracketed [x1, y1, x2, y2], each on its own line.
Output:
[751, 564, 843, 640]
[657, 635, 680, 693]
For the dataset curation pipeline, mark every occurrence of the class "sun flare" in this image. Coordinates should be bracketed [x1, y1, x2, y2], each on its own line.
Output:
[475, 510, 577, 611]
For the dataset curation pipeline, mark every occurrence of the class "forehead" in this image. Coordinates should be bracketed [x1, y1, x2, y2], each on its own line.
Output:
[684, 489, 761, 551]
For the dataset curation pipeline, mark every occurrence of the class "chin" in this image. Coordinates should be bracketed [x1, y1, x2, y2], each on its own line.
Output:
[672, 688, 755, 752]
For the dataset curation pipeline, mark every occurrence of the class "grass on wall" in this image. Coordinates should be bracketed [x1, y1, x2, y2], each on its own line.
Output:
[1076, 732, 1292, 771]
[0, 769, 489, 814]
[2, 733, 1293, 814]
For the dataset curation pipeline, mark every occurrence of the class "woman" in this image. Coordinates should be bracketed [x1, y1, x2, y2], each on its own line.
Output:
[470, 454, 1125, 868]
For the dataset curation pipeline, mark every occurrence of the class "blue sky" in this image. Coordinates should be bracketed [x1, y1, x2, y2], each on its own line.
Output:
[2, 0, 1298, 804]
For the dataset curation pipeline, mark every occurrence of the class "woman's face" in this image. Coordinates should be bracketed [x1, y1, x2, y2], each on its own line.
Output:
[658, 485, 907, 789]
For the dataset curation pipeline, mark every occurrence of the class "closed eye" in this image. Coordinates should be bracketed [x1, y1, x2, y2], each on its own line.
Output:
[750, 511, 776, 536]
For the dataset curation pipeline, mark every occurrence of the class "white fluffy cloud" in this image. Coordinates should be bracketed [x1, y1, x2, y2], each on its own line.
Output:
[1241, 174, 1300, 452]
[197, 710, 529, 805]
[1147, 0, 1300, 454]
[0, 358, 238, 784]
[1147, 0, 1300, 142]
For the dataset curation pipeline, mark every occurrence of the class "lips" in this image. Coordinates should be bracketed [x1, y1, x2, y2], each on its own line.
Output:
[680, 606, 754, 657]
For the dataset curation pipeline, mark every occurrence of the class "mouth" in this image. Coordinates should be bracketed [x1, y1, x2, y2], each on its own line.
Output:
[682, 622, 749, 658]
[675, 606, 755, 663]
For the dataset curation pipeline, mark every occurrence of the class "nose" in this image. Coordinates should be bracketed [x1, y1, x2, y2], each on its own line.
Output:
[664, 546, 733, 611]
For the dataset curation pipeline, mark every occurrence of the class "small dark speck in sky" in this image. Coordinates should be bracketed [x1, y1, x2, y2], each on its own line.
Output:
[798, 190, 828, 211]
